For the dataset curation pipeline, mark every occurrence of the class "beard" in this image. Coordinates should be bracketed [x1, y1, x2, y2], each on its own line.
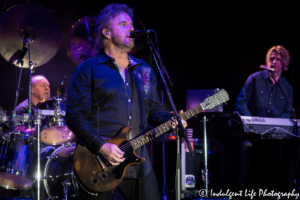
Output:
[111, 33, 134, 52]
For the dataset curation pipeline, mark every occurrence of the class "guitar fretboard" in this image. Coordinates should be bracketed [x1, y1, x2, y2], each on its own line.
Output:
[129, 104, 204, 150]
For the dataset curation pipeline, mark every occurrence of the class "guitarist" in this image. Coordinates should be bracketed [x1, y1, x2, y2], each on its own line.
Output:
[66, 3, 187, 200]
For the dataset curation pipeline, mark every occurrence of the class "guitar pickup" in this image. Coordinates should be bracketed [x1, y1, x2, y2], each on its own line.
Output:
[96, 155, 106, 171]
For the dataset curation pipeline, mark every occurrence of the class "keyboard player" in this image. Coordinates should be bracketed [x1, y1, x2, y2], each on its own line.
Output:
[236, 45, 294, 194]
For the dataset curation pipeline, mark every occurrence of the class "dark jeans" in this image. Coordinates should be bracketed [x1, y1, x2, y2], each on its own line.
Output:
[77, 170, 160, 200]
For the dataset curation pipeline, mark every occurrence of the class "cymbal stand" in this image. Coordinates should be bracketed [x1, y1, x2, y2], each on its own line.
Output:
[35, 113, 42, 200]
[36, 104, 66, 200]
[11, 64, 24, 129]
[24, 32, 41, 200]
[36, 108, 54, 200]
[25, 37, 35, 127]
[12, 37, 27, 130]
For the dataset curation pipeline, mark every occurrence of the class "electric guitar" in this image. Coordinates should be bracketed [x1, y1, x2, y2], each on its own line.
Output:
[73, 89, 229, 193]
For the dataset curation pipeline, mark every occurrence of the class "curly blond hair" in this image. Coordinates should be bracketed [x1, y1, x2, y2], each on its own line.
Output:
[266, 45, 290, 71]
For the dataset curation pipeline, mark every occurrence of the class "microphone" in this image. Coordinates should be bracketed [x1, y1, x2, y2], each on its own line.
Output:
[130, 29, 155, 38]
[9, 47, 28, 65]
[259, 65, 278, 72]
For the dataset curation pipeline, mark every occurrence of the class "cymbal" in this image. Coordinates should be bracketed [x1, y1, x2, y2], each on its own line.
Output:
[67, 16, 145, 66]
[0, 4, 61, 68]
[67, 16, 98, 66]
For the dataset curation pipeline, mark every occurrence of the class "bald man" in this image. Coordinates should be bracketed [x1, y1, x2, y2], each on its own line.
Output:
[14, 75, 51, 133]
[15, 75, 51, 115]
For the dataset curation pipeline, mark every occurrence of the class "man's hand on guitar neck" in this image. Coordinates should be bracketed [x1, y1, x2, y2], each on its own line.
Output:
[99, 143, 125, 166]
[171, 110, 188, 129]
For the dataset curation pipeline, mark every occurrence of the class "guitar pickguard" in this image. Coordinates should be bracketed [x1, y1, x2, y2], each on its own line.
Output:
[112, 140, 143, 179]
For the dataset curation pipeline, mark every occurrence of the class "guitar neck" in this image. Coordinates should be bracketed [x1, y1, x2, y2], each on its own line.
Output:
[129, 104, 205, 150]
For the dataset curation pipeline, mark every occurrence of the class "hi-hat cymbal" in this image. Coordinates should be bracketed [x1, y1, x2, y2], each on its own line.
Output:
[0, 4, 61, 68]
[67, 16, 98, 66]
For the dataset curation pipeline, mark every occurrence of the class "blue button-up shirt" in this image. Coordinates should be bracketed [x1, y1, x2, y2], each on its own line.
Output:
[66, 49, 171, 178]
[236, 70, 293, 118]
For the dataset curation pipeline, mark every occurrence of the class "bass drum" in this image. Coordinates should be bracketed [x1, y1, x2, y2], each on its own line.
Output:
[43, 144, 78, 199]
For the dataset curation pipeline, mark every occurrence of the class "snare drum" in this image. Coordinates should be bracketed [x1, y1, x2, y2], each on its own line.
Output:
[43, 144, 78, 199]
[0, 132, 36, 190]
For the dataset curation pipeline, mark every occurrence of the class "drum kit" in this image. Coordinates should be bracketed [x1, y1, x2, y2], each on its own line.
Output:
[0, 3, 146, 200]
[0, 3, 102, 200]
[0, 101, 78, 200]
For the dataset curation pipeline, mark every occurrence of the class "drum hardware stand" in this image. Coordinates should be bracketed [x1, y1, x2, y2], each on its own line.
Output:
[35, 113, 42, 200]
[18, 30, 42, 200]
[37, 107, 67, 198]
[11, 41, 27, 130]
[61, 178, 72, 200]
[52, 97, 66, 127]
[48, 196, 59, 199]
[15, 28, 37, 130]
[202, 115, 209, 198]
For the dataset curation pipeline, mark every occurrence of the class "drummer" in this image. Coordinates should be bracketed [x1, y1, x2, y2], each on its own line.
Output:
[14, 75, 50, 133]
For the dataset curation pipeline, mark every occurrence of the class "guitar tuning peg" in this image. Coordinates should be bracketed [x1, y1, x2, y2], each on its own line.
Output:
[214, 88, 220, 93]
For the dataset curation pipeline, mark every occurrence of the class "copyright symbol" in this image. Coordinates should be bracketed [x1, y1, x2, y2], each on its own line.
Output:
[199, 189, 206, 197]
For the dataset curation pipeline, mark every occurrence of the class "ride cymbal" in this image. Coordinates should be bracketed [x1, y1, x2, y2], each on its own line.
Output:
[67, 16, 98, 66]
[0, 3, 61, 68]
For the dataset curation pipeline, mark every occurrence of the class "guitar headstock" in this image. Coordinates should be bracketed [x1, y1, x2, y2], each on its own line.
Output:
[201, 88, 230, 110]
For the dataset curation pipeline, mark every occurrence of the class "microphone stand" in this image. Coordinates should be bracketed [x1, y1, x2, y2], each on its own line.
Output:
[269, 70, 298, 132]
[145, 34, 194, 200]
[134, 9, 194, 200]
[269, 69, 299, 190]
[134, 13, 171, 200]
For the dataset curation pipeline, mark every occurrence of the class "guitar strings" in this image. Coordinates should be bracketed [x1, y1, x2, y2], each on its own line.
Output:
[117, 102, 211, 151]
[118, 121, 173, 152]
[116, 107, 197, 152]
[112, 94, 224, 152]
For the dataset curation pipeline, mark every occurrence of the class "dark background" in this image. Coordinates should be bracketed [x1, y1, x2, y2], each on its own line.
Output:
[0, 0, 300, 197]
[0, 0, 299, 114]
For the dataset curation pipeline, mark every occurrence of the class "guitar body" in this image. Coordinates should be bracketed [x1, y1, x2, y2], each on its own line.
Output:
[73, 126, 145, 193]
